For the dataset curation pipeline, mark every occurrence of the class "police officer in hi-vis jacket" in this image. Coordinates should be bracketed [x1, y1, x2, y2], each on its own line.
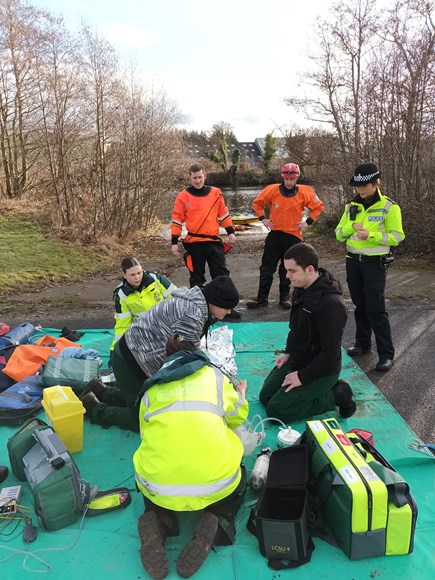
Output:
[335, 162, 405, 372]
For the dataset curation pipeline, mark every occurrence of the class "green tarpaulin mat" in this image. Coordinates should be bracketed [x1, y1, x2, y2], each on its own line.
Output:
[0, 323, 434, 579]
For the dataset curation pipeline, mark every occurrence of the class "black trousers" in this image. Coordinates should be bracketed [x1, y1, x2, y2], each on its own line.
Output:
[257, 230, 300, 301]
[346, 257, 394, 358]
[183, 241, 229, 287]
[143, 465, 247, 546]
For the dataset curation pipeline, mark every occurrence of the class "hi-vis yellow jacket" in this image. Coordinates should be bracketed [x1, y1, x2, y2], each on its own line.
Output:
[111, 271, 176, 350]
[133, 350, 248, 511]
[335, 190, 404, 256]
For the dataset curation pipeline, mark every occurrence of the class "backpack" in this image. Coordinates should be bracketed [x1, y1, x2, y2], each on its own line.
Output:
[0, 323, 36, 350]
[0, 375, 44, 426]
[7, 422, 90, 531]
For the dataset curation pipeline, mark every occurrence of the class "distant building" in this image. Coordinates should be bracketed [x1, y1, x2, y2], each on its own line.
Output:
[229, 141, 263, 169]
[255, 137, 288, 159]
[184, 136, 290, 170]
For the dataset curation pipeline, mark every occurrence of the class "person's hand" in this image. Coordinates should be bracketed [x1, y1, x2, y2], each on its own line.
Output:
[171, 244, 180, 256]
[356, 229, 369, 240]
[352, 223, 363, 231]
[235, 379, 247, 397]
[227, 233, 236, 244]
[262, 218, 274, 231]
[275, 353, 290, 368]
[282, 370, 302, 392]
[296, 220, 308, 231]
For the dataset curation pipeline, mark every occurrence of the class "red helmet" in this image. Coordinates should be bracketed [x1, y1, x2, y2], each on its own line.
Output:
[281, 163, 300, 177]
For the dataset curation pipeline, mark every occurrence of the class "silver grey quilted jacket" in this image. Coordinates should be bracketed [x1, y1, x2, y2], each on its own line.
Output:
[124, 286, 209, 377]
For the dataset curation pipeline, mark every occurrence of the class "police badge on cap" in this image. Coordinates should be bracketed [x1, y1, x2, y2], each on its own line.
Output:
[349, 162, 380, 186]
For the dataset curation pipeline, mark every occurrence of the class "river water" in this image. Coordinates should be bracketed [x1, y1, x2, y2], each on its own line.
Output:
[221, 186, 259, 215]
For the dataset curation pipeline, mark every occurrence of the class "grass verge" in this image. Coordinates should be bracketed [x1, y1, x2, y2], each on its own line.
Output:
[0, 214, 113, 294]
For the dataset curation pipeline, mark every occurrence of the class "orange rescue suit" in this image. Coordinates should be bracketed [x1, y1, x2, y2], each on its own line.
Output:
[253, 184, 324, 238]
[171, 187, 234, 243]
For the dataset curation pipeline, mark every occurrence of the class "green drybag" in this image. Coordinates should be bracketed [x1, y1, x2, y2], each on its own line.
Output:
[41, 356, 99, 393]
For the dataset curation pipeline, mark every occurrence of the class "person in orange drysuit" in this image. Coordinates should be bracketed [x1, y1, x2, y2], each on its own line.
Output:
[247, 163, 324, 309]
[171, 163, 240, 319]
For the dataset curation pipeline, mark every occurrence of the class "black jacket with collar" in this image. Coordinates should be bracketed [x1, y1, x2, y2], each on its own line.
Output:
[285, 268, 347, 384]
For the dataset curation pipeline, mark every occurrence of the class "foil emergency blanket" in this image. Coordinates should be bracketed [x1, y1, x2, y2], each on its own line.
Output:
[200, 325, 237, 381]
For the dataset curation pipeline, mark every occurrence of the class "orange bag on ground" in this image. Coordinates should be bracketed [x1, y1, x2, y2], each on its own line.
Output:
[34, 335, 81, 349]
[2, 336, 81, 382]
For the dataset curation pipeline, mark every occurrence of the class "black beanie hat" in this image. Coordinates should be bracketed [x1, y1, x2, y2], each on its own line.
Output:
[202, 276, 239, 309]
[349, 162, 381, 186]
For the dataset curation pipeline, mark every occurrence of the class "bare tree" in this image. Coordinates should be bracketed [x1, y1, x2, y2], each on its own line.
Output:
[285, 0, 435, 251]
[373, 1, 435, 201]
[287, 0, 379, 174]
[0, 0, 47, 198]
[107, 80, 183, 239]
[0, 1, 185, 242]
[32, 15, 87, 226]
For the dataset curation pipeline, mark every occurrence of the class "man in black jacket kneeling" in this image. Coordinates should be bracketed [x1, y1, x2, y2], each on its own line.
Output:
[260, 242, 356, 421]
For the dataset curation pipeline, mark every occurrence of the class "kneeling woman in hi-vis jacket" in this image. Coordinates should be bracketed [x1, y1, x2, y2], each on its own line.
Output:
[134, 335, 249, 579]
[80, 275, 241, 432]
[110, 256, 176, 352]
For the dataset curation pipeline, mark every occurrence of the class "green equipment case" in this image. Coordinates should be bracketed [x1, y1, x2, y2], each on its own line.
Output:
[346, 431, 418, 556]
[306, 418, 417, 560]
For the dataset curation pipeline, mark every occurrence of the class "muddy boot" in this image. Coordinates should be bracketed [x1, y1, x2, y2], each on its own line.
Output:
[80, 377, 106, 399]
[176, 511, 218, 578]
[279, 297, 291, 309]
[138, 511, 169, 580]
[80, 392, 100, 418]
[246, 298, 268, 309]
[332, 380, 357, 418]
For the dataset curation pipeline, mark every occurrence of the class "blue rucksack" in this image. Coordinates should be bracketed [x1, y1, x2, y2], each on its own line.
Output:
[0, 323, 37, 392]
[0, 375, 43, 426]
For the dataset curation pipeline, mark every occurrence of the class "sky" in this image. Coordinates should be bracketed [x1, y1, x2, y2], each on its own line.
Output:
[31, 0, 334, 141]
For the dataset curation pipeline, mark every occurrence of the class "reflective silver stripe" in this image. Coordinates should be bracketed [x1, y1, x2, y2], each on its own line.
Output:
[135, 467, 240, 497]
[118, 289, 127, 301]
[391, 231, 404, 242]
[144, 400, 222, 421]
[150, 272, 158, 282]
[219, 211, 230, 221]
[114, 333, 122, 341]
[214, 367, 224, 412]
[336, 227, 345, 239]
[384, 200, 393, 211]
[162, 283, 177, 297]
[172, 219, 183, 226]
[225, 390, 245, 418]
[346, 246, 389, 256]
[115, 311, 131, 319]
[142, 367, 224, 422]
[381, 232, 389, 245]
